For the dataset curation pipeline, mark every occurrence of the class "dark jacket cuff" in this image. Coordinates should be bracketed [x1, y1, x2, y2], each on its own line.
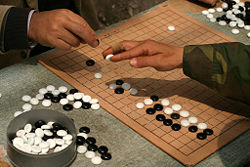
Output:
[4, 7, 32, 51]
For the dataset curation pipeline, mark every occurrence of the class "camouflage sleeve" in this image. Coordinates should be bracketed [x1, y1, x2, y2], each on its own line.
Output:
[183, 42, 250, 105]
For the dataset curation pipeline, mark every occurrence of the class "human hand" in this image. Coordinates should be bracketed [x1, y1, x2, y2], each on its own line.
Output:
[102, 40, 184, 71]
[28, 9, 99, 50]
[197, 0, 218, 5]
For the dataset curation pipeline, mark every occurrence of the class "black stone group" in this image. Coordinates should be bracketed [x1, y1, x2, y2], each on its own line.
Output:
[86, 59, 95, 66]
[44, 88, 93, 111]
[114, 79, 125, 94]
[145, 95, 214, 140]
[217, 0, 250, 25]
[76, 126, 112, 160]
[33, 120, 70, 142]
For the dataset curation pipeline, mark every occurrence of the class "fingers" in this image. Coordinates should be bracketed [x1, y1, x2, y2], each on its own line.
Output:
[130, 56, 155, 68]
[65, 14, 99, 48]
[59, 29, 81, 47]
[54, 38, 72, 50]
[102, 40, 143, 59]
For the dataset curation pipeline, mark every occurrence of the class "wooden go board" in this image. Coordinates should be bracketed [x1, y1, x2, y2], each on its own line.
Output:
[39, 4, 250, 166]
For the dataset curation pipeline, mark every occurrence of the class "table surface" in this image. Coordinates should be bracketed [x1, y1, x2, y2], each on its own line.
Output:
[0, 1, 249, 167]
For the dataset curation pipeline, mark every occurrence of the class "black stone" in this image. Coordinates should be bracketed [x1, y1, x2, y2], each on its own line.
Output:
[188, 126, 198, 133]
[63, 104, 73, 111]
[153, 104, 163, 111]
[216, 17, 222, 22]
[44, 93, 54, 100]
[35, 120, 46, 128]
[114, 87, 124, 94]
[79, 126, 90, 134]
[98, 146, 108, 154]
[204, 129, 214, 136]
[58, 93, 67, 99]
[239, 6, 244, 12]
[171, 113, 180, 120]
[52, 123, 63, 131]
[42, 135, 51, 141]
[31, 127, 36, 133]
[156, 114, 166, 121]
[197, 133, 207, 140]
[76, 136, 85, 145]
[163, 119, 173, 126]
[171, 123, 181, 131]
[87, 144, 98, 152]
[69, 89, 78, 94]
[86, 59, 95, 66]
[82, 102, 91, 109]
[62, 127, 69, 133]
[115, 80, 124, 85]
[150, 95, 159, 101]
[86, 137, 96, 145]
[51, 96, 60, 103]
[101, 153, 112, 160]
[146, 108, 156, 115]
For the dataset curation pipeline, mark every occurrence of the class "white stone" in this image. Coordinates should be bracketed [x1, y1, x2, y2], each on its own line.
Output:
[65, 140, 72, 145]
[208, 8, 215, 13]
[57, 130, 67, 137]
[207, 14, 213, 19]
[122, 83, 131, 90]
[30, 98, 39, 105]
[0, 93, 1, 98]
[144, 99, 153, 105]
[14, 111, 23, 117]
[46, 85, 55, 92]
[168, 26, 175, 31]
[226, 10, 233, 15]
[136, 102, 144, 109]
[181, 120, 190, 127]
[58, 86, 68, 93]
[22, 103, 32, 111]
[39, 88, 48, 95]
[222, 3, 228, 9]
[21, 135, 28, 143]
[55, 138, 65, 145]
[24, 124, 32, 133]
[47, 121, 54, 127]
[105, 54, 114, 62]
[216, 7, 223, 12]
[52, 90, 60, 96]
[22, 95, 31, 102]
[77, 146, 87, 154]
[244, 25, 250, 30]
[42, 100, 51, 107]
[35, 128, 44, 138]
[26, 133, 36, 138]
[210, 18, 216, 22]
[90, 98, 99, 104]
[13, 137, 24, 147]
[16, 130, 26, 137]
[164, 107, 173, 115]
[41, 147, 49, 154]
[248, 32, 250, 38]
[238, 22, 244, 28]
[22, 144, 32, 153]
[85, 151, 96, 158]
[39, 142, 49, 149]
[63, 134, 73, 141]
[239, 2, 245, 7]
[47, 139, 56, 149]
[36, 94, 44, 100]
[172, 104, 182, 111]
[74, 93, 83, 100]
[73, 101, 82, 109]
[233, 0, 240, 3]
[188, 117, 198, 124]
[82, 95, 92, 102]
[91, 103, 100, 110]
[232, 28, 240, 34]
[31, 146, 41, 153]
[44, 130, 53, 136]
[54, 146, 62, 153]
[161, 99, 170, 106]
[34, 137, 42, 145]
[180, 110, 190, 117]
[109, 83, 117, 90]
[229, 21, 237, 27]
[91, 156, 102, 165]
[77, 133, 88, 139]
[41, 125, 51, 130]
[219, 21, 227, 26]
[130, 88, 138, 95]
[27, 138, 34, 146]
[67, 94, 75, 101]
[197, 123, 207, 130]
[202, 10, 209, 15]
[94, 73, 102, 79]
[60, 98, 69, 105]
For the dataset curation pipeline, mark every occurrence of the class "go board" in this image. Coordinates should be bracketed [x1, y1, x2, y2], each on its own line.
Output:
[39, 3, 250, 166]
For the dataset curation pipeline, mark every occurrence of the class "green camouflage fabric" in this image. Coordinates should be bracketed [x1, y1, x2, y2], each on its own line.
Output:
[183, 42, 250, 105]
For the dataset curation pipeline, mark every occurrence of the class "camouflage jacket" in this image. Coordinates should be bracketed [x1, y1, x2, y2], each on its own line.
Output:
[183, 42, 250, 105]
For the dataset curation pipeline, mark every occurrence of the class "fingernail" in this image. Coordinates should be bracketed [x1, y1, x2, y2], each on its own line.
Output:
[92, 39, 100, 48]
[130, 59, 137, 66]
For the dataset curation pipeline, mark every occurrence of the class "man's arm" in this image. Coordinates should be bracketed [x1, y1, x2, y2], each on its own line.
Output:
[183, 42, 250, 104]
